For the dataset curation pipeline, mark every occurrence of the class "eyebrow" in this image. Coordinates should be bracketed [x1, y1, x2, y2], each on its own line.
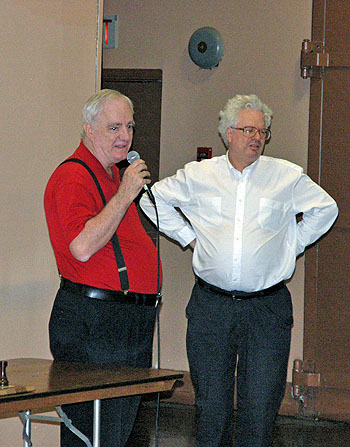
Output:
[107, 121, 135, 127]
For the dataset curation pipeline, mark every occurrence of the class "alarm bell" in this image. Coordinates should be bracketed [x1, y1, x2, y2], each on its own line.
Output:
[188, 27, 224, 69]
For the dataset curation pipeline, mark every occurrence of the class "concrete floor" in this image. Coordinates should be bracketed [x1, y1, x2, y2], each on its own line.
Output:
[126, 401, 350, 447]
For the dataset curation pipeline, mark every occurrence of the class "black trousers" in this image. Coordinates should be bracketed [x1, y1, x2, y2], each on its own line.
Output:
[49, 288, 156, 447]
[186, 283, 293, 447]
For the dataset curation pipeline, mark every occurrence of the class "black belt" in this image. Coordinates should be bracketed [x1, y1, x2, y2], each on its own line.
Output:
[60, 278, 160, 307]
[196, 276, 285, 300]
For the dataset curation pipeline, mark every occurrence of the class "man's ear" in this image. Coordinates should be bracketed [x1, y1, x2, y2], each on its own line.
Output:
[226, 127, 233, 144]
[83, 122, 93, 139]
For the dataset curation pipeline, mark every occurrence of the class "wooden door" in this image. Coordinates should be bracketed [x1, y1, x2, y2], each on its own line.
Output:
[102, 68, 162, 242]
[300, 0, 350, 420]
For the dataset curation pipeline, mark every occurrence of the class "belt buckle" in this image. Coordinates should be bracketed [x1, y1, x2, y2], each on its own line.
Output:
[231, 292, 241, 301]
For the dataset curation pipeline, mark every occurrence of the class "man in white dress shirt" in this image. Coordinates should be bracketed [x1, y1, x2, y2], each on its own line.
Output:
[140, 94, 338, 447]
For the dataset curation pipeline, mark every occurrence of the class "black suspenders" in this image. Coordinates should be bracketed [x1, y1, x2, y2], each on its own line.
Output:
[59, 158, 129, 292]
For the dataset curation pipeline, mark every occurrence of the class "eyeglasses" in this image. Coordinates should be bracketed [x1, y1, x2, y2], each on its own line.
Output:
[232, 126, 271, 140]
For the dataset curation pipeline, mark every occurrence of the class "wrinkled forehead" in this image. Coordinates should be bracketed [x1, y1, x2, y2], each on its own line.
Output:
[237, 109, 265, 127]
[97, 98, 134, 123]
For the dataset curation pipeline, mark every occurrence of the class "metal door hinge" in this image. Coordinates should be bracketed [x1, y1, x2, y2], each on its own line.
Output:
[300, 39, 329, 79]
[300, 38, 350, 79]
[292, 359, 321, 418]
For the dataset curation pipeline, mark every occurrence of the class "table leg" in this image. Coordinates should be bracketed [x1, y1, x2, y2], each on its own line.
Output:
[93, 399, 101, 447]
[56, 406, 92, 447]
[21, 410, 32, 447]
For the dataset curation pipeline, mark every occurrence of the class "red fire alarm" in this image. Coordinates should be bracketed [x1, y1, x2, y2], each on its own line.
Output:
[197, 147, 212, 161]
[103, 15, 119, 49]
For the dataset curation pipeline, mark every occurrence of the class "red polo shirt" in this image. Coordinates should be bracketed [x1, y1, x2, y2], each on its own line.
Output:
[44, 142, 160, 294]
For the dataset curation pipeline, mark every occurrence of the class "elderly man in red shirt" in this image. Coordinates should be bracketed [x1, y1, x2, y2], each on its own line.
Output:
[44, 89, 160, 447]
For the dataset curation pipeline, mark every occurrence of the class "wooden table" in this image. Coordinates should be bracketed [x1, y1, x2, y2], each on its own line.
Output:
[0, 358, 183, 447]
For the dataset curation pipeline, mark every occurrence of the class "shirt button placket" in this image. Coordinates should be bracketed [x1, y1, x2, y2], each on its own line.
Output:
[232, 178, 246, 288]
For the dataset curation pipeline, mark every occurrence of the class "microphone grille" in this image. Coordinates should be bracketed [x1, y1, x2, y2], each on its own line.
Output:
[127, 151, 140, 164]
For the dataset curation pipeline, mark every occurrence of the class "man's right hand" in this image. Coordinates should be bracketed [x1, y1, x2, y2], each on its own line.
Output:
[118, 159, 151, 203]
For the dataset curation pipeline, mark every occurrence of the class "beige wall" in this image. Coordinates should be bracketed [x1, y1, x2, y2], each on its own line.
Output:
[0, 1, 102, 445]
[0, 0, 312, 445]
[103, 0, 312, 376]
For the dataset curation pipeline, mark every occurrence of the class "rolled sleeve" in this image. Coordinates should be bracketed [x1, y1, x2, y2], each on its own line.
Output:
[294, 173, 338, 254]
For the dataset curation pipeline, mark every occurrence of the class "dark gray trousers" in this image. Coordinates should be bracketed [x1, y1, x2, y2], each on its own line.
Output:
[49, 288, 156, 447]
[186, 282, 293, 447]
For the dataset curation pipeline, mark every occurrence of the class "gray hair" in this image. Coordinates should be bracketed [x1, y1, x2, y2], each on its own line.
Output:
[81, 89, 134, 139]
[218, 94, 273, 148]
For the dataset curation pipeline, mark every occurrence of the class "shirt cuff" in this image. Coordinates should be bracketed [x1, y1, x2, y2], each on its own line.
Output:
[175, 226, 196, 247]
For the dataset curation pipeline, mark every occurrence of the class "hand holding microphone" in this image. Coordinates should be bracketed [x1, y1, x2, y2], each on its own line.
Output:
[127, 151, 156, 204]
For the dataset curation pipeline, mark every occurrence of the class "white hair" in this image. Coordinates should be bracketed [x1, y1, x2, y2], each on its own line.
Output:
[218, 94, 273, 148]
[81, 89, 134, 139]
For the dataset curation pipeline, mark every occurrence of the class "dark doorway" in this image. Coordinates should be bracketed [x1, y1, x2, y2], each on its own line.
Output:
[102, 68, 162, 242]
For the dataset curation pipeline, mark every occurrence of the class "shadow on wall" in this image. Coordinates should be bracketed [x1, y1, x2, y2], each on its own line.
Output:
[0, 280, 57, 359]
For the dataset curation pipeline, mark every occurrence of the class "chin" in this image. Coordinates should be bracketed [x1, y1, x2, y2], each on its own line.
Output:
[250, 150, 262, 159]
[113, 150, 128, 163]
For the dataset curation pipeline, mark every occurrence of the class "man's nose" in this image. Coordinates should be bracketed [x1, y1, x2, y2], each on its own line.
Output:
[251, 135, 261, 143]
[119, 126, 131, 140]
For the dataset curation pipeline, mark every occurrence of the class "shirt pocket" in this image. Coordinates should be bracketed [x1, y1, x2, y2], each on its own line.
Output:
[196, 197, 222, 226]
[259, 198, 285, 232]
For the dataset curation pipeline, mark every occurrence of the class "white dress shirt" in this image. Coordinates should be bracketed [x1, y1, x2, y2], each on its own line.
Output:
[140, 153, 338, 292]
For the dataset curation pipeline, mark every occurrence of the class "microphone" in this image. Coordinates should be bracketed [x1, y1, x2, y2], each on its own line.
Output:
[127, 151, 155, 204]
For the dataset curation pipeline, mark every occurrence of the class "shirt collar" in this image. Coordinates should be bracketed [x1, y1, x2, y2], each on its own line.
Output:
[225, 151, 260, 178]
[77, 141, 119, 182]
